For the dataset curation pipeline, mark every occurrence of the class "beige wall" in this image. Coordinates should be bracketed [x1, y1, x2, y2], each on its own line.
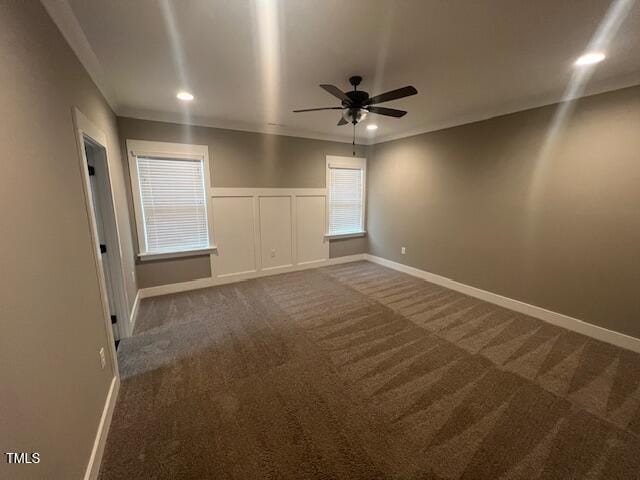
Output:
[368, 85, 640, 338]
[135, 255, 212, 289]
[117, 117, 368, 288]
[329, 236, 368, 258]
[0, 2, 136, 479]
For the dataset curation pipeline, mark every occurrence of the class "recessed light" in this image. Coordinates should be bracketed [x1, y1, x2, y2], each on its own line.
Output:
[574, 52, 605, 66]
[366, 124, 378, 131]
[176, 91, 194, 101]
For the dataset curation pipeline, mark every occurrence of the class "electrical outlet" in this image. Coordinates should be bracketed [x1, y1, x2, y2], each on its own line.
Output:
[99, 348, 106, 369]
[270, 249, 276, 258]
[401, 247, 406, 255]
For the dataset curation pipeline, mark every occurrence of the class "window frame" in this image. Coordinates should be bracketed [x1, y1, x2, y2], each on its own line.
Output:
[325, 155, 367, 239]
[127, 139, 216, 261]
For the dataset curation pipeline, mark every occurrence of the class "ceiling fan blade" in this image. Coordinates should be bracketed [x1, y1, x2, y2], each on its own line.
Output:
[337, 117, 348, 126]
[367, 106, 407, 117]
[366, 86, 417, 105]
[320, 84, 352, 103]
[293, 107, 343, 112]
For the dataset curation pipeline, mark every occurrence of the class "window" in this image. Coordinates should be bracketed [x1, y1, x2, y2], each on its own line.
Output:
[127, 140, 214, 260]
[326, 156, 366, 238]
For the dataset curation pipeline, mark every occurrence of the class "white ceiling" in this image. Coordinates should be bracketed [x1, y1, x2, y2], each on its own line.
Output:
[56, 0, 640, 144]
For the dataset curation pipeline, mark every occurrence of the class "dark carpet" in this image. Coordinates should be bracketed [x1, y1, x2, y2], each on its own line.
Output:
[100, 261, 640, 479]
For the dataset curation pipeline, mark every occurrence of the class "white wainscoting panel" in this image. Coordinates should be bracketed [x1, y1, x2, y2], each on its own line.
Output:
[209, 188, 329, 282]
[259, 196, 293, 270]
[296, 195, 329, 265]
[211, 196, 257, 277]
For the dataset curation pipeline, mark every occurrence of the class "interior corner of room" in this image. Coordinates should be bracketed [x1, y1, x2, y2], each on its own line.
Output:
[3, 0, 640, 478]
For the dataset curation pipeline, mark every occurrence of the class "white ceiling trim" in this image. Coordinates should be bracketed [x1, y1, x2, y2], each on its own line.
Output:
[40, 0, 118, 109]
[120, 70, 640, 147]
[41, 0, 640, 147]
[40, 0, 358, 145]
[117, 107, 365, 145]
[372, 71, 640, 145]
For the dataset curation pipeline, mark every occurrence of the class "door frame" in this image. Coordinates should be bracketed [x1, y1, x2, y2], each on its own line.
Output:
[72, 107, 126, 379]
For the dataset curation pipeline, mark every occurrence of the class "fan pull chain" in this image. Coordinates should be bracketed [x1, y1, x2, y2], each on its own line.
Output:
[352, 123, 356, 156]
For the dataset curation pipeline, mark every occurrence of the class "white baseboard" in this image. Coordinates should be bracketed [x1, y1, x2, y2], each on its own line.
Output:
[139, 277, 213, 299]
[365, 254, 640, 354]
[128, 290, 141, 335]
[84, 375, 119, 480]
[139, 254, 366, 299]
[137, 252, 640, 353]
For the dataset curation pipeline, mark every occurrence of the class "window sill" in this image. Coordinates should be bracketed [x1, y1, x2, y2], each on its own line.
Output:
[324, 231, 367, 240]
[138, 246, 217, 262]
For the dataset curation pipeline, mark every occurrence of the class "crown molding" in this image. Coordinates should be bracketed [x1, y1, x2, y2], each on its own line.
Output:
[119, 73, 640, 147]
[117, 107, 368, 145]
[39, 0, 640, 147]
[41, 0, 118, 109]
[371, 73, 640, 145]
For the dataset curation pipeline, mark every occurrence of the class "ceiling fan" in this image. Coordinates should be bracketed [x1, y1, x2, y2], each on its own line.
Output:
[293, 75, 418, 126]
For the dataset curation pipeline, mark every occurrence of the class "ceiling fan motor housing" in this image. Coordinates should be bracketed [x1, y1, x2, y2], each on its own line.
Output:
[343, 90, 369, 107]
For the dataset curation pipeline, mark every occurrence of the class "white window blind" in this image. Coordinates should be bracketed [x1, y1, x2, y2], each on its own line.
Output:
[328, 167, 364, 235]
[135, 156, 209, 254]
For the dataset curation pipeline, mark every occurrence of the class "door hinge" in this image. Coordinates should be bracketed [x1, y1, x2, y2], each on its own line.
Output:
[111, 315, 117, 325]
[88, 165, 95, 176]
[100, 244, 107, 254]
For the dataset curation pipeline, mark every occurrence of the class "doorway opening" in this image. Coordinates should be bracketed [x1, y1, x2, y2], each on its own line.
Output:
[83, 138, 124, 347]
[73, 107, 130, 373]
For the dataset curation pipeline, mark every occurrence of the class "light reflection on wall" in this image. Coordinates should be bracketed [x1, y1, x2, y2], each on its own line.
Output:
[524, 0, 634, 263]
[159, 0, 193, 144]
[253, 0, 282, 181]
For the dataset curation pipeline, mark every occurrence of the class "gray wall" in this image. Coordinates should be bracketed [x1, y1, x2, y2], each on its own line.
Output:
[117, 117, 369, 288]
[0, 2, 137, 479]
[367, 85, 640, 338]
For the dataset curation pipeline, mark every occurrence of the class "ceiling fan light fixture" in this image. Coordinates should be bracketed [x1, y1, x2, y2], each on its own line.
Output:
[342, 107, 368, 125]
[366, 124, 378, 131]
